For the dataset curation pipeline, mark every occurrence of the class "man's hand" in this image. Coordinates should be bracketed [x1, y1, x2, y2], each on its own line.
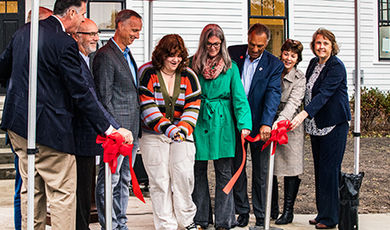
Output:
[290, 110, 308, 130]
[259, 125, 271, 142]
[113, 128, 133, 144]
[241, 129, 251, 138]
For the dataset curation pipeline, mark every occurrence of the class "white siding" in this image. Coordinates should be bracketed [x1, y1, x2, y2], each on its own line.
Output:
[291, 0, 390, 92]
[129, 0, 246, 65]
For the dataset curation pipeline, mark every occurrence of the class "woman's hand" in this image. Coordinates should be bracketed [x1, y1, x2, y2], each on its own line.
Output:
[241, 129, 251, 138]
[290, 110, 308, 130]
[173, 131, 185, 142]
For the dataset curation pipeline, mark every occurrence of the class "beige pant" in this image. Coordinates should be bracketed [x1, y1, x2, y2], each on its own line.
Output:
[8, 131, 77, 230]
[140, 132, 196, 230]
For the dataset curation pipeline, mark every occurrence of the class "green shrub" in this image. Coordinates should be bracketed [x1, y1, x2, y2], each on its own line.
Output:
[350, 87, 388, 133]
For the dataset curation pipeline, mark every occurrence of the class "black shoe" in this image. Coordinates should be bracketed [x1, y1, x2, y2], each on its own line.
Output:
[236, 213, 249, 227]
[185, 222, 197, 230]
[255, 217, 264, 227]
[271, 176, 279, 220]
[275, 176, 301, 225]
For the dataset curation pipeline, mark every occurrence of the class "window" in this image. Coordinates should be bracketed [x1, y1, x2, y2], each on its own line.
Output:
[379, 0, 390, 60]
[248, 0, 288, 57]
[87, 0, 125, 31]
[0, 1, 18, 14]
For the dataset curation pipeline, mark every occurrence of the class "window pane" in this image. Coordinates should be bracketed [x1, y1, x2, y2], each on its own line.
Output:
[275, 0, 285, 16]
[379, 26, 390, 59]
[251, 0, 261, 16]
[250, 18, 285, 57]
[262, 0, 274, 16]
[7, 1, 18, 13]
[250, 0, 285, 17]
[0, 1, 5, 14]
[89, 2, 122, 30]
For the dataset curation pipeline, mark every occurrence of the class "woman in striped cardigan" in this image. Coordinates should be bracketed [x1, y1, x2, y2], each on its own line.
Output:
[138, 34, 201, 230]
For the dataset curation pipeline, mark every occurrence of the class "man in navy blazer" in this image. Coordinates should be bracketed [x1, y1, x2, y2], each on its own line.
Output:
[0, 1, 132, 229]
[228, 23, 283, 228]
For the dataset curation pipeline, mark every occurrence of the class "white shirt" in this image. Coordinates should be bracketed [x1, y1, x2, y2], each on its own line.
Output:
[242, 51, 263, 97]
[79, 51, 90, 69]
[52, 15, 65, 32]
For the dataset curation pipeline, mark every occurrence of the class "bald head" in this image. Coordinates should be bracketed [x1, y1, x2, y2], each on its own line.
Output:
[27, 7, 53, 23]
[73, 18, 99, 56]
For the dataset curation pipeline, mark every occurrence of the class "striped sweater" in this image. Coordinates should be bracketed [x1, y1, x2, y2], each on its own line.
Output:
[138, 62, 201, 138]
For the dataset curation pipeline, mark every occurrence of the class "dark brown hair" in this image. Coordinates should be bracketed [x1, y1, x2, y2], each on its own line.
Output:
[152, 34, 189, 73]
[310, 28, 339, 56]
[248, 23, 271, 42]
[280, 39, 304, 66]
[54, 0, 86, 15]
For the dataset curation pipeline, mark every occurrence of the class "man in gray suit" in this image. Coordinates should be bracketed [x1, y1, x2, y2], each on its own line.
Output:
[93, 9, 142, 229]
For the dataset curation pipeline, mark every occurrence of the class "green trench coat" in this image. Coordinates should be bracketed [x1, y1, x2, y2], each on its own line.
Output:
[193, 62, 252, 160]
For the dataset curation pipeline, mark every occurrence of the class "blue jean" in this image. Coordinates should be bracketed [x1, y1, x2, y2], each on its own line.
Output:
[14, 153, 22, 230]
[96, 138, 138, 230]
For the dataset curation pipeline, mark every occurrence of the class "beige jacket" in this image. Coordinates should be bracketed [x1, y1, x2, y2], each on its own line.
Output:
[274, 67, 306, 176]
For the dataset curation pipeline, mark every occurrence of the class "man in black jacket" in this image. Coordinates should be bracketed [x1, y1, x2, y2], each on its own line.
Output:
[0, 1, 132, 229]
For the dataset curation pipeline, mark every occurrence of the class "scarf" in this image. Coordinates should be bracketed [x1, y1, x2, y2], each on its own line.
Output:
[202, 56, 225, 80]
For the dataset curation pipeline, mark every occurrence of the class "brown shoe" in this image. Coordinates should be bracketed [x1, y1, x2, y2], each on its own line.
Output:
[309, 219, 318, 225]
[315, 223, 336, 229]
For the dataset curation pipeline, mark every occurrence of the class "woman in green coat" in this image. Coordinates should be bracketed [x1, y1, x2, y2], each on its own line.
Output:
[190, 24, 252, 230]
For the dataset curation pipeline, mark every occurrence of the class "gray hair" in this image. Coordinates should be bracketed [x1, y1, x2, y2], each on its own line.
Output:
[192, 24, 232, 74]
[115, 9, 142, 29]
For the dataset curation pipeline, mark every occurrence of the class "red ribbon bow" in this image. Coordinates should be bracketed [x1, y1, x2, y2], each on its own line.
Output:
[96, 133, 145, 203]
[223, 120, 291, 194]
[261, 120, 291, 155]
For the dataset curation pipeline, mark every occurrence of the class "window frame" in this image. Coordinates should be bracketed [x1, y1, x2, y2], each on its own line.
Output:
[87, 0, 126, 32]
[247, 0, 289, 38]
[378, 0, 390, 60]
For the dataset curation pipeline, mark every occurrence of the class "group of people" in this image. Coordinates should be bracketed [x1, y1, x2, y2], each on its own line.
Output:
[0, 0, 351, 230]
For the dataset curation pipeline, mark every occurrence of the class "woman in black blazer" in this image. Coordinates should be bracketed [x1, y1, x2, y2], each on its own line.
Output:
[290, 28, 351, 229]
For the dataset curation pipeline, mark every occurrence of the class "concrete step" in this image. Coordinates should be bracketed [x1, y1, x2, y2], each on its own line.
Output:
[0, 164, 15, 180]
[0, 148, 14, 164]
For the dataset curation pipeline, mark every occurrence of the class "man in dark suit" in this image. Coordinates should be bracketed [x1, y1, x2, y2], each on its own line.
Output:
[228, 23, 283, 228]
[93, 9, 142, 229]
[72, 18, 102, 230]
[0, 1, 133, 229]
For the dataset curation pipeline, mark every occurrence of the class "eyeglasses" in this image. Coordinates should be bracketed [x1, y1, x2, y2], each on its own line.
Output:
[206, 42, 221, 48]
[77, 31, 100, 37]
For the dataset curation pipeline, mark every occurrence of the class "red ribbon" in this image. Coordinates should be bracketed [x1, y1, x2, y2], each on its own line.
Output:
[96, 133, 145, 203]
[260, 120, 291, 155]
[223, 120, 291, 194]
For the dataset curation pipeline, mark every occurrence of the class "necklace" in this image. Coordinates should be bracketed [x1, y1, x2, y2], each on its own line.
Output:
[161, 68, 175, 77]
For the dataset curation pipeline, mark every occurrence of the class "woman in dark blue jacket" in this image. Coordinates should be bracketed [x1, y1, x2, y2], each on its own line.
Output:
[290, 28, 351, 229]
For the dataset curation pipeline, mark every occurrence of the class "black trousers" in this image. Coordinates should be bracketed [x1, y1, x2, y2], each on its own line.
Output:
[232, 136, 271, 219]
[76, 156, 96, 230]
[193, 158, 236, 229]
[311, 121, 349, 227]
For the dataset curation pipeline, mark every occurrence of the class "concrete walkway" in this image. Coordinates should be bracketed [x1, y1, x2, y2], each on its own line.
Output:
[1, 179, 389, 230]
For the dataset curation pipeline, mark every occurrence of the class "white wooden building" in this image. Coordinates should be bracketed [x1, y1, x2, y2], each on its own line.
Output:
[2, 0, 389, 91]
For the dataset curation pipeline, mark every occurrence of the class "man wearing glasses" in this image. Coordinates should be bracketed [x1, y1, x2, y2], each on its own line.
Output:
[228, 23, 283, 228]
[0, 0, 133, 229]
[72, 18, 108, 230]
